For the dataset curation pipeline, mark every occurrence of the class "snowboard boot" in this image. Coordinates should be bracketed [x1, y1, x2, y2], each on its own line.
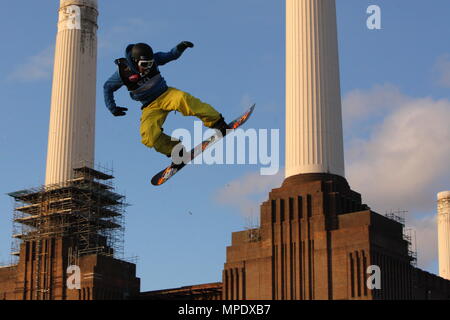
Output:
[211, 115, 229, 137]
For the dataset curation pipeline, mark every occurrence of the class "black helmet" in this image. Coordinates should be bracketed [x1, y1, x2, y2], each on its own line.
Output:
[131, 43, 154, 62]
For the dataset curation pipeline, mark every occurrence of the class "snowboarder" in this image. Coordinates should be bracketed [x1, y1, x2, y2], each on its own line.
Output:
[103, 41, 229, 163]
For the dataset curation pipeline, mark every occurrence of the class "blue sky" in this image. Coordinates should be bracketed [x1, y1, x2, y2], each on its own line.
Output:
[0, 0, 449, 291]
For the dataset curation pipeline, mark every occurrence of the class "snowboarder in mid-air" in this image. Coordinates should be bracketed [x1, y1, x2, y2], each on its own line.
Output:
[103, 41, 230, 163]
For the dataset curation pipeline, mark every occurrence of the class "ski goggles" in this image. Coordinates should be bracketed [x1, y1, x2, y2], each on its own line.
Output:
[137, 59, 155, 69]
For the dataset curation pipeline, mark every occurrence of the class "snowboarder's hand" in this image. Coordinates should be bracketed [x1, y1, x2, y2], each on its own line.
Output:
[112, 106, 128, 117]
[177, 41, 194, 53]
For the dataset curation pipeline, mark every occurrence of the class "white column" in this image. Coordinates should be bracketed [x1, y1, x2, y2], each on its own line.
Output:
[45, 0, 98, 185]
[438, 191, 450, 280]
[285, 0, 345, 178]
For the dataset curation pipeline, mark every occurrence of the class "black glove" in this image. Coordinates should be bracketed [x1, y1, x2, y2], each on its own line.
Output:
[177, 41, 194, 53]
[112, 106, 128, 117]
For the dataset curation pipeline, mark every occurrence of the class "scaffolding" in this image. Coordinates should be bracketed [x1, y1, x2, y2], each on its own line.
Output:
[244, 212, 261, 243]
[9, 165, 128, 263]
[385, 209, 418, 267]
[385, 209, 407, 225]
[403, 228, 418, 267]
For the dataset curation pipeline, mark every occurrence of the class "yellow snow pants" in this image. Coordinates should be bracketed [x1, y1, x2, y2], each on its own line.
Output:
[140, 87, 222, 157]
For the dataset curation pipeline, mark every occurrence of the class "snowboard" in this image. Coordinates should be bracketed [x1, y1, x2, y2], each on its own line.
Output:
[151, 104, 256, 186]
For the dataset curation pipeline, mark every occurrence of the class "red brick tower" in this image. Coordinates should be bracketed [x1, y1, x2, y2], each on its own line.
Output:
[223, 174, 418, 300]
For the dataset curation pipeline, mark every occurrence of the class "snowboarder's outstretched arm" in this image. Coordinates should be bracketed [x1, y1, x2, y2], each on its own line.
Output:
[103, 72, 128, 116]
[155, 41, 194, 66]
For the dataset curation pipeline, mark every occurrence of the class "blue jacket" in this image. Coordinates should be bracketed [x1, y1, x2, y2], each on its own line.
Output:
[103, 44, 183, 113]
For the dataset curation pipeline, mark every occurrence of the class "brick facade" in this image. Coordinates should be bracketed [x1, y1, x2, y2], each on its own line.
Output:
[0, 237, 140, 300]
[222, 173, 450, 300]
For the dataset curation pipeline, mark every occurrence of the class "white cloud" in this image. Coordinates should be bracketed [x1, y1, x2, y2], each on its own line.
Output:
[343, 84, 409, 122]
[345, 89, 450, 215]
[214, 170, 284, 218]
[342, 84, 411, 140]
[8, 46, 54, 82]
[433, 54, 450, 88]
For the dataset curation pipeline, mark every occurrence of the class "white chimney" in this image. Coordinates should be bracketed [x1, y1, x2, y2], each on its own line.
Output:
[285, 0, 345, 178]
[45, 0, 98, 185]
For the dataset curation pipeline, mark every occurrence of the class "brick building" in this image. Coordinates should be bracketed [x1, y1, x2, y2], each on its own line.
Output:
[0, 167, 140, 300]
[220, 173, 450, 300]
